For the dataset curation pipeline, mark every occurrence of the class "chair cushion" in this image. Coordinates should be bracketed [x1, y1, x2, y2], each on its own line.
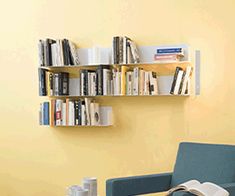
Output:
[171, 142, 235, 187]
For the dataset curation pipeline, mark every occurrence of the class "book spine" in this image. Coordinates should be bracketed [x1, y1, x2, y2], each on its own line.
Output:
[62, 72, 69, 95]
[133, 67, 139, 95]
[55, 100, 62, 126]
[81, 101, 86, 126]
[38, 68, 47, 96]
[119, 37, 123, 64]
[62, 39, 67, 65]
[43, 102, 50, 125]
[74, 100, 79, 125]
[173, 70, 184, 95]
[96, 67, 103, 95]
[62, 101, 66, 126]
[78, 100, 82, 125]
[54, 73, 59, 96]
[170, 67, 183, 94]
[113, 37, 117, 64]
[38, 40, 44, 66]
[157, 48, 183, 54]
[50, 100, 55, 126]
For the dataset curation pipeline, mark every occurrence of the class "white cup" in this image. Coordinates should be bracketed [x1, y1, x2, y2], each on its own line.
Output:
[82, 177, 97, 196]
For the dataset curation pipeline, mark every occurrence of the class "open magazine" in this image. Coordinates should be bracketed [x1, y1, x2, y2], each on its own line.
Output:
[167, 180, 229, 196]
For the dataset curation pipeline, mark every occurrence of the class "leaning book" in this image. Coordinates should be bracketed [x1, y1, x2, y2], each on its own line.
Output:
[167, 180, 229, 196]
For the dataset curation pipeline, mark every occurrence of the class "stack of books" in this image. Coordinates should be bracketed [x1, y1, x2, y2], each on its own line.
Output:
[38, 68, 69, 96]
[170, 66, 193, 95]
[39, 98, 101, 126]
[38, 38, 80, 66]
[154, 47, 184, 63]
[112, 36, 140, 64]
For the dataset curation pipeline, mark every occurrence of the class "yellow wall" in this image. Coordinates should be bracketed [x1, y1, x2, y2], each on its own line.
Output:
[0, 0, 235, 195]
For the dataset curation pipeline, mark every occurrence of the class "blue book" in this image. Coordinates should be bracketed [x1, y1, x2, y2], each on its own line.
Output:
[157, 48, 183, 54]
[43, 102, 50, 125]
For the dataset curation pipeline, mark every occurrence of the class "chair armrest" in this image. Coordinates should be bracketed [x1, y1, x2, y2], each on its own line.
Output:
[106, 172, 172, 196]
[220, 183, 235, 195]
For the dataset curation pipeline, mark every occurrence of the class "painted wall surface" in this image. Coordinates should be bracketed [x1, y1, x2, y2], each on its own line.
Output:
[0, 0, 235, 195]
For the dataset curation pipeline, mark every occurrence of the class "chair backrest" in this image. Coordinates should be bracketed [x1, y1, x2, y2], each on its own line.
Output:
[171, 142, 235, 187]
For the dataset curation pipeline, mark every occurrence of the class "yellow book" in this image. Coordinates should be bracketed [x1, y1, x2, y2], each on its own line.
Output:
[121, 66, 129, 95]
[46, 71, 50, 96]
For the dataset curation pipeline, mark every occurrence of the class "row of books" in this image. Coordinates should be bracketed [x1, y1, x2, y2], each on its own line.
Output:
[154, 47, 185, 63]
[170, 66, 192, 95]
[38, 38, 80, 67]
[39, 98, 101, 126]
[38, 68, 69, 96]
[112, 36, 140, 64]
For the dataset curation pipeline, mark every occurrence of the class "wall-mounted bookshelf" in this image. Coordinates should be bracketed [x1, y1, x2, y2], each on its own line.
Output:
[38, 38, 200, 127]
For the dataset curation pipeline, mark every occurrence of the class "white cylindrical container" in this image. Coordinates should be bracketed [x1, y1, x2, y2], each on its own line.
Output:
[82, 177, 97, 196]
[67, 185, 89, 196]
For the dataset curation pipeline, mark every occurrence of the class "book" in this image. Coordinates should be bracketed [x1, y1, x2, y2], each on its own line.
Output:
[173, 70, 184, 95]
[43, 102, 50, 125]
[50, 100, 55, 126]
[126, 71, 133, 95]
[139, 69, 145, 95]
[154, 54, 181, 62]
[149, 71, 158, 95]
[144, 71, 150, 95]
[121, 66, 129, 95]
[167, 180, 229, 196]
[179, 66, 193, 95]
[38, 40, 44, 66]
[38, 68, 47, 96]
[133, 67, 139, 95]
[156, 47, 184, 56]
[85, 98, 91, 125]
[170, 67, 183, 94]
[55, 99, 62, 126]
[90, 102, 100, 126]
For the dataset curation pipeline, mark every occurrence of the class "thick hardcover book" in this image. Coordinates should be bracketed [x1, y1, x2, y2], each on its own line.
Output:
[38, 68, 47, 96]
[149, 71, 158, 95]
[45, 38, 56, 66]
[170, 67, 183, 94]
[43, 102, 50, 125]
[116, 37, 119, 64]
[62, 39, 68, 65]
[81, 101, 86, 125]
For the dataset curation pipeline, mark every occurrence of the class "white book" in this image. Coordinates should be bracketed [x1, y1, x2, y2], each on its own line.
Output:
[68, 101, 74, 126]
[112, 70, 116, 95]
[81, 103, 86, 126]
[180, 66, 193, 95]
[88, 72, 92, 96]
[127, 44, 132, 64]
[85, 98, 91, 126]
[128, 40, 140, 63]
[123, 36, 127, 64]
[133, 67, 139, 95]
[80, 72, 85, 96]
[126, 71, 133, 95]
[173, 70, 184, 95]
[103, 69, 111, 95]
[56, 40, 61, 66]
[144, 71, 150, 95]
[167, 180, 229, 196]
[62, 102, 66, 126]
[51, 43, 57, 66]
[59, 40, 64, 66]
[68, 40, 80, 65]
[69, 78, 80, 96]
[149, 71, 158, 95]
[116, 72, 121, 95]
[55, 100, 62, 126]
[90, 72, 96, 96]
[90, 102, 100, 126]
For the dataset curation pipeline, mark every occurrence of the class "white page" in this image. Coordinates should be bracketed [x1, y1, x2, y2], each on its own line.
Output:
[197, 183, 229, 196]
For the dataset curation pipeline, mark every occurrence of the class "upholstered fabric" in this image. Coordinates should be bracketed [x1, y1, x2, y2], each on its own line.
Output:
[106, 173, 172, 196]
[106, 142, 235, 196]
[171, 142, 235, 186]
